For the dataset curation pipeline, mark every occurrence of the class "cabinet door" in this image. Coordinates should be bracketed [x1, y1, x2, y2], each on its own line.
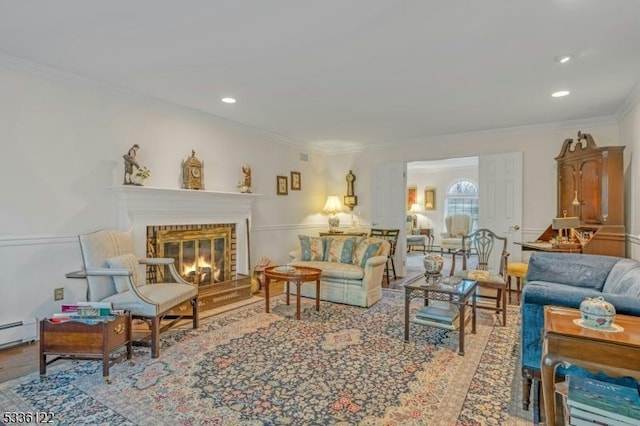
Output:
[557, 161, 579, 218]
[579, 157, 602, 224]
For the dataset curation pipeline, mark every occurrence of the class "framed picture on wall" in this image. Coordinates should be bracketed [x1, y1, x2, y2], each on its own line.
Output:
[424, 187, 436, 210]
[407, 185, 417, 211]
[291, 171, 301, 190]
[277, 175, 288, 195]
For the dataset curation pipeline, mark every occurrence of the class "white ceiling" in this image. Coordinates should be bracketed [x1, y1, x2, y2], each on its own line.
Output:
[1, 0, 640, 153]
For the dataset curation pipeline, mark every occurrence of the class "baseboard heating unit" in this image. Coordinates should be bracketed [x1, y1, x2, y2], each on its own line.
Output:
[0, 319, 37, 349]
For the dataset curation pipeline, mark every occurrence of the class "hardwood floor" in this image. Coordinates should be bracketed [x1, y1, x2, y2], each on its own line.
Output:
[1, 281, 281, 383]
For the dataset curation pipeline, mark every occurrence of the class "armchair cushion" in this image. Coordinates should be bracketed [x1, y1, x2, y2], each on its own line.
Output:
[106, 253, 144, 293]
[298, 235, 325, 261]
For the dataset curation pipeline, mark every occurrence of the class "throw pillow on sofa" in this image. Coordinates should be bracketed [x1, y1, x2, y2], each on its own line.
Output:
[325, 236, 357, 263]
[352, 238, 382, 267]
[298, 235, 325, 261]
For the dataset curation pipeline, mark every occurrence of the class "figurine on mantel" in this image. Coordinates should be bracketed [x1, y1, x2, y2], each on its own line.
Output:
[123, 144, 142, 185]
[237, 164, 252, 193]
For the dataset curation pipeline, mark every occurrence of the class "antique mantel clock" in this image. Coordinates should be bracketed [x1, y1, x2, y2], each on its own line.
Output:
[182, 150, 204, 190]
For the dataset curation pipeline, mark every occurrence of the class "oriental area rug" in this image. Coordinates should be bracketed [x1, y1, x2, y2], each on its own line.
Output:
[0, 290, 532, 425]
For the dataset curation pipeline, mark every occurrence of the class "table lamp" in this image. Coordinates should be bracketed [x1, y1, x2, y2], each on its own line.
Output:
[323, 195, 343, 233]
[409, 203, 421, 228]
[551, 212, 582, 247]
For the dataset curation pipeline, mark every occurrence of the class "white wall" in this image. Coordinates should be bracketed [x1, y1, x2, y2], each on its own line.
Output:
[407, 163, 478, 246]
[0, 63, 329, 332]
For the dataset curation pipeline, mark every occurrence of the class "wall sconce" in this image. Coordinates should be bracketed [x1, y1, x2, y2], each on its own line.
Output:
[409, 203, 421, 228]
[323, 195, 343, 233]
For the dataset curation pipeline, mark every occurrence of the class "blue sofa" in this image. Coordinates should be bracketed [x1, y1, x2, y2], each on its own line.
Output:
[520, 252, 640, 412]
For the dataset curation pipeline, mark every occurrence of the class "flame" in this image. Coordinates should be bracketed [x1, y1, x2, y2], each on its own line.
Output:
[182, 254, 214, 284]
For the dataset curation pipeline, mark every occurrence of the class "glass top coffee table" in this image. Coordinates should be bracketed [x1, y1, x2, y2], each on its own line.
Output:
[404, 277, 477, 355]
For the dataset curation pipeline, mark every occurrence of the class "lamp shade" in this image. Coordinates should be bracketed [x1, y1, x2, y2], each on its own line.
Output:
[552, 216, 581, 230]
[409, 203, 421, 213]
[323, 195, 343, 214]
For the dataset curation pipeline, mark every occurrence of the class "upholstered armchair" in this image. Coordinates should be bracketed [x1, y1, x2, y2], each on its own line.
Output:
[440, 214, 473, 254]
[77, 229, 199, 358]
[406, 215, 427, 253]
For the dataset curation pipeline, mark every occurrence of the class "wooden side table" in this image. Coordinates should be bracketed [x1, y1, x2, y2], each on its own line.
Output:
[419, 228, 435, 252]
[264, 265, 322, 320]
[541, 306, 640, 424]
[39, 312, 132, 383]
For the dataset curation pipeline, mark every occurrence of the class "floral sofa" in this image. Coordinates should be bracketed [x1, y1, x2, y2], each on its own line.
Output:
[288, 234, 390, 307]
[520, 252, 640, 412]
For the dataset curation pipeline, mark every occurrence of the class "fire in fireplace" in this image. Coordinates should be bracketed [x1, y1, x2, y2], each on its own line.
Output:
[147, 224, 236, 286]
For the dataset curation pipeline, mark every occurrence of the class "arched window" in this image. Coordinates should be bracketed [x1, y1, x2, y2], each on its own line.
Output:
[445, 180, 479, 231]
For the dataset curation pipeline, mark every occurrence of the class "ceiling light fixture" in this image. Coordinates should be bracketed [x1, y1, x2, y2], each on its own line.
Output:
[221, 97, 236, 104]
[556, 55, 573, 64]
[552, 90, 570, 98]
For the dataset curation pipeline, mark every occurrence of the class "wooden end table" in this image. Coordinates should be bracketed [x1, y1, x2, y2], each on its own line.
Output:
[404, 277, 477, 355]
[39, 312, 132, 383]
[541, 306, 640, 424]
[264, 265, 322, 320]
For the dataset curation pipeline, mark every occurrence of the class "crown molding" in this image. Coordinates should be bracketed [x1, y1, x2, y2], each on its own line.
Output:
[615, 81, 640, 122]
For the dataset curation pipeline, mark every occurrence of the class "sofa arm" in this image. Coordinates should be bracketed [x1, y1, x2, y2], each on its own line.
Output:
[361, 255, 387, 289]
[520, 282, 640, 372]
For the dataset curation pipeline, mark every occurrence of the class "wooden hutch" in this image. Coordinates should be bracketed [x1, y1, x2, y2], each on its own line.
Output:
[532, 131, 625, 257]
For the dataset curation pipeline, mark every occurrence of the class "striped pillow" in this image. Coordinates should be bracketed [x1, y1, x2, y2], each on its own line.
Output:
[298, 235, 325, 261]
[352, 238, 383, 267]
[325, 237, 356, 263]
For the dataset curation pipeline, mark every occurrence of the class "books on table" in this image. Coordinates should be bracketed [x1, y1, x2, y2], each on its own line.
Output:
[412, 303, 460, 330]
[50, 301, 120, 324]
[567, 375, 640, 425]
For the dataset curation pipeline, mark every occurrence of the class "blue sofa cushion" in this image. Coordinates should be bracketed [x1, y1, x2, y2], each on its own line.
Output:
[526, 252, 618, 291]
[603, 259, 640, 297]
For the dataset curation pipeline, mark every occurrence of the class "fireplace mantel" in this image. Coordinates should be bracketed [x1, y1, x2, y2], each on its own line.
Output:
[109, 186, 260, 274]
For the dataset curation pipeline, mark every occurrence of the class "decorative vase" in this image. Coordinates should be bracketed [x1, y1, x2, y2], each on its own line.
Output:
[131, 175, 145, 186]
[579, 296, 616, 329]
[423, 254, 444, 275]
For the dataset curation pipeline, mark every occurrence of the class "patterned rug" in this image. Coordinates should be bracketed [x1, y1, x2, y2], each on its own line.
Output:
[0, 290, 532, 425]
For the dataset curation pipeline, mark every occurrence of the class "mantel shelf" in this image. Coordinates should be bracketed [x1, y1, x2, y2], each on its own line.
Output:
[108, 186, 262, 199]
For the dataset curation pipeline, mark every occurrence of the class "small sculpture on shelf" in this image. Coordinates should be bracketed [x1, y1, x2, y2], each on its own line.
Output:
[123, 144, 148, 186]
[237, 164, 252, 193]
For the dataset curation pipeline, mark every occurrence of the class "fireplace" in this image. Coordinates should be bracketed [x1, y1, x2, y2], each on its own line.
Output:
[110, 186, 258, 312]
[147, 224, 236, 285]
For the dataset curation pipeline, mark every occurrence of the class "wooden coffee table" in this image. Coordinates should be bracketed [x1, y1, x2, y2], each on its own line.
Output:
[264, 265, 322, 320]
[541, 306, 640, 424]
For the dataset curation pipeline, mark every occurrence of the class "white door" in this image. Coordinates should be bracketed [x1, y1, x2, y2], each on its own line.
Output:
[371, 162, 407, 276]
[478, 152, 523, 262]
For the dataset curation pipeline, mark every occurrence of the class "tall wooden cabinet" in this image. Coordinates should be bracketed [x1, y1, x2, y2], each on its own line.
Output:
[532, 132, 626, 257]
[556, 131, 624, 226]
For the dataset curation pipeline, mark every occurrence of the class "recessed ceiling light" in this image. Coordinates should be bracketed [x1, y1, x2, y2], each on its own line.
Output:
[552, 90, 570, 97]
[221, 97, 236, 104]
[556, 55, 573, 64]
